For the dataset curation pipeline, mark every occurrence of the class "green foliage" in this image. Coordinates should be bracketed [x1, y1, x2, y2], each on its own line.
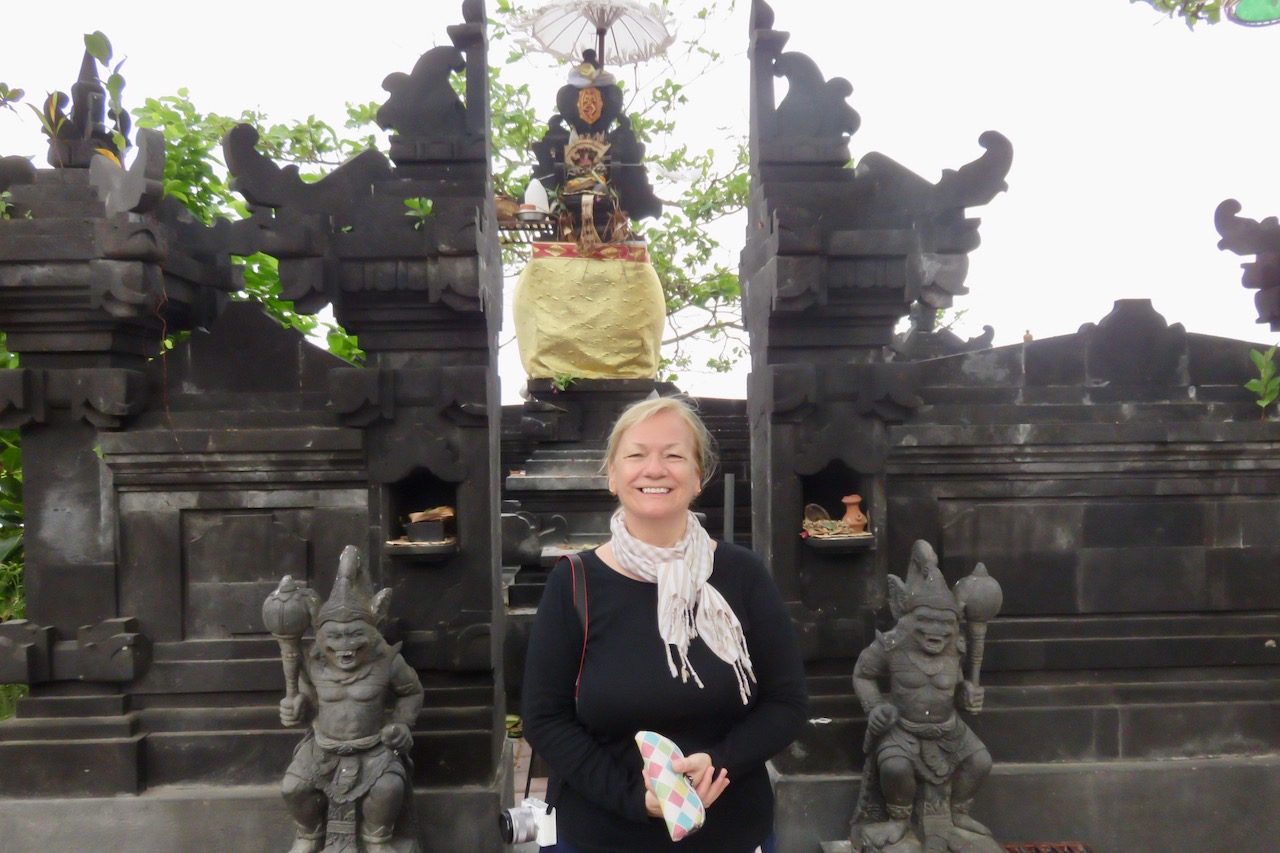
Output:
[132, 93, 367, 361]
[1245, 346, 1280, 415]
[551, 372, 579, 392]
[1136, 0, 1224, 26]
[81, 32, 130, 154]
[642, 140, 749, 373]
[403, 196, 435, 230]
[0, 334, 23, 720]
[0, 82, 23, 113]
[28, 93, 67, 144]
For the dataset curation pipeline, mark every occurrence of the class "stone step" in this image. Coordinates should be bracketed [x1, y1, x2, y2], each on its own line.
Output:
[0, 712, 140, 741]
[774, 753, 1280, 853]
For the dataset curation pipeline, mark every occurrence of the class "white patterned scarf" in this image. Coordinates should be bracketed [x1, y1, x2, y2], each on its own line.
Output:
[609, 509, 756, 704]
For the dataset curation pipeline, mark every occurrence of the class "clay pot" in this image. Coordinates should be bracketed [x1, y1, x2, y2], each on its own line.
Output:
[841, 494, 868, 534]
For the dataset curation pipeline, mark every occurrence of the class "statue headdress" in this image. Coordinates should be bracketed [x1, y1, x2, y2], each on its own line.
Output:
[317, 546, 392, 626]
[888, 540, 961, 619]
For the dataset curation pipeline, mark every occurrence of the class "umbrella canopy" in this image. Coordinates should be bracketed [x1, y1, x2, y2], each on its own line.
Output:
[515, 1, 676, 67]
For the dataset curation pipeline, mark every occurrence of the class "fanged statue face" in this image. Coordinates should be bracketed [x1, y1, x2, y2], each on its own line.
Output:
[910, 606, 959, 656]
[319, 620, 375, 671]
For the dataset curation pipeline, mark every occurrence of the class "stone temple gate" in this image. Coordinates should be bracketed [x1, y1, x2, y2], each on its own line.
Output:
[0, 2, 1277, 851]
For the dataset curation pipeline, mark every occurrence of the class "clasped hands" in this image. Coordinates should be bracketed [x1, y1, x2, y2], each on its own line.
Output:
[643, 752, 730, 818]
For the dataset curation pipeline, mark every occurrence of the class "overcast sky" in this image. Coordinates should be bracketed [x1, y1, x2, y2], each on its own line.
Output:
[4, 1, 1279, 401]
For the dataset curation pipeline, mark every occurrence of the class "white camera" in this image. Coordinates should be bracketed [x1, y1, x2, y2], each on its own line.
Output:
[499, 796, 557, 846]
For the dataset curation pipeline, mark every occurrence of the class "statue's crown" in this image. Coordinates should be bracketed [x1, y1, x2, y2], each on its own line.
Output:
[903, 540, 961, 614]
[317, 546, 379, 625]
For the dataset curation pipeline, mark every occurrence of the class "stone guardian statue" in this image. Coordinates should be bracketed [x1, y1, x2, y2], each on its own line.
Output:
[849, 540, 1003, 853]
[263, 546, 425, 853]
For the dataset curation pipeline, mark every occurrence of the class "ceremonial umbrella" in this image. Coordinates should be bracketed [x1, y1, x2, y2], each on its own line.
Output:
[515, 1, 676, 67]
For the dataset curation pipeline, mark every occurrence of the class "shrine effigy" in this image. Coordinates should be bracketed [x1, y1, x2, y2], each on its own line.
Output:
[510, 4, 669, 381]
[264, 547, 425, 853]
[849, 541, 1002, 853]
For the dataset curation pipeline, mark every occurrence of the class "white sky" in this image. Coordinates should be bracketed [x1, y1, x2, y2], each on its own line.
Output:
[4, 1, 1279, 402]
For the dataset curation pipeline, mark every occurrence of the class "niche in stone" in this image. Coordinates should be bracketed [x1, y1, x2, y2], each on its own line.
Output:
[801, 461, 876, 553]
[385, 468, 459, 561]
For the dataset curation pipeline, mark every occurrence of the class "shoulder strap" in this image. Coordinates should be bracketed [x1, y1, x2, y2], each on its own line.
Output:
[543, 553, 590, 808]
[559, 553, 589, 700]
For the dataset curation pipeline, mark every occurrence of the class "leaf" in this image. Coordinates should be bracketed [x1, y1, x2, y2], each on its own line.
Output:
[84, 31, 112, 65]
[106, 72, 125, 104]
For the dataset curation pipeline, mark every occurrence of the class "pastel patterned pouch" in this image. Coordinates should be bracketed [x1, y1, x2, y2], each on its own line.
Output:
[635, 730, 706, 841]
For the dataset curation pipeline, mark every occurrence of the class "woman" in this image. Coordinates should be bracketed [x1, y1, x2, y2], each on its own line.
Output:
[522, 397, 808, 852]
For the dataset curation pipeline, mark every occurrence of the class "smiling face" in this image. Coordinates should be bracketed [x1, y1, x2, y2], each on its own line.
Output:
[607, 410, 702, 537]
[318, 620, 374, 672]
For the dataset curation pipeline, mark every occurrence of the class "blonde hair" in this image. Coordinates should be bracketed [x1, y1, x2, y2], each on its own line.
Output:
[603, 396, 718, 486]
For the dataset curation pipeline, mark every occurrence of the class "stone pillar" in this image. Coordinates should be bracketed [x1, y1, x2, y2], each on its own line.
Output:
[742, 0, 1011, 659]
[222, 0, 508, 817]
[0, 123, 234, 794]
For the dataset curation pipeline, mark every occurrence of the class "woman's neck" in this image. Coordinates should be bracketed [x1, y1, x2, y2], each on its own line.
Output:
[622, 512, 687, 548]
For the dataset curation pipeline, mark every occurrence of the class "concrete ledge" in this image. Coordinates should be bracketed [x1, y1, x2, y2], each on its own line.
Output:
[774, 753, 1280, 853]
[0, 741, 514, 853]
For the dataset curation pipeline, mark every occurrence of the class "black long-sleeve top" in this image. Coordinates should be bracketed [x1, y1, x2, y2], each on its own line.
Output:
[522, 542, 808, 852]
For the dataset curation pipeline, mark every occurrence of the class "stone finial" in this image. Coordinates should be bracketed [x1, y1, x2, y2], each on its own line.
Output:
[1216, 198, 1280, 329]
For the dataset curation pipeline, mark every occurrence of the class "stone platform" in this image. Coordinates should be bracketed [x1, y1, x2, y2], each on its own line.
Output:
[774, 752, 1280, 853]
[0, 741, 513, 853]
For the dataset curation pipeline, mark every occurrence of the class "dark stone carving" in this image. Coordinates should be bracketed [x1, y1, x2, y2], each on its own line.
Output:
[500, 509, 543, 568]
[0, 156, 36, 195]
[771, 52, 860, 150]
[927, 132, 1013, 213]
[329, 366, 488, 484]
[0, 105, 237, 363]
[67, 617, 151, 682]
[0, 617, 149, 684]
[891, 303, 995, 361]
[1215, 198, 1280, 329]
[89, 128, 165, 215]
[268, 547, 424, 852]
[378, 47, 469, 140]
[1079, 298, 1187, 386]
[0, 368, 46, 428]
[750, 0, 844, 165]
[372, 0, 487, 166]
[224, 124, 393, 215]
[0, 368, 145, 429]
[66, 368, 148, 428]
[43, 52, 121, 169]
[218, 2, 500, 353]
[848, 542, 1001, 852]
[0, 620, 54, 683]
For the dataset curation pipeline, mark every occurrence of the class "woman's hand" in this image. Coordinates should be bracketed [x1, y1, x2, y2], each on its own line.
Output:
[675, 753, 731, 808]
[643, 752, 731, 817]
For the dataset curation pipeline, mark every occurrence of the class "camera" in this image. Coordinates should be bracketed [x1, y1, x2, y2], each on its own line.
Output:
[499, 797, 556, 846]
